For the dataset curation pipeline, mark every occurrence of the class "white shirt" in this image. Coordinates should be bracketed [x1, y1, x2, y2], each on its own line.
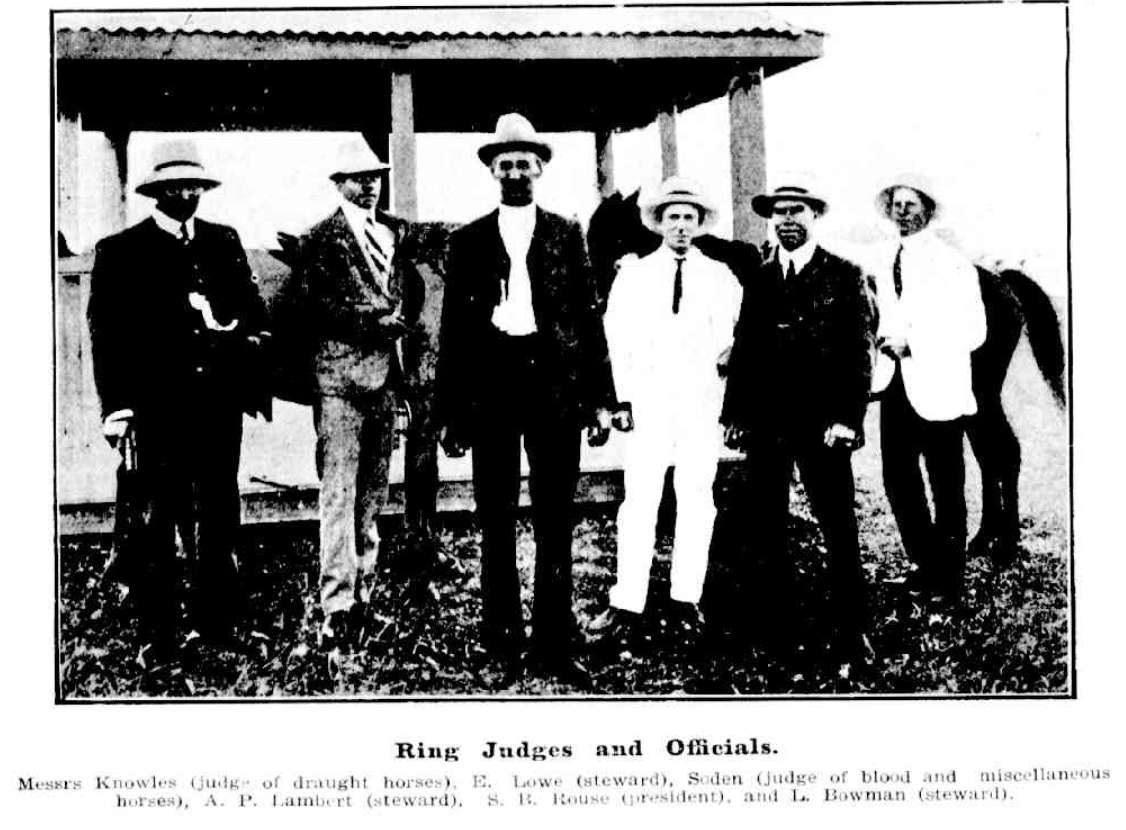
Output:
[491, 202, 538, 335]
[871, 229, 987, 420]
[339, 198, 396, 290]
[778, 239, 816, 277]
[152, 208, 195, 241]
[605, 244, 742, 419]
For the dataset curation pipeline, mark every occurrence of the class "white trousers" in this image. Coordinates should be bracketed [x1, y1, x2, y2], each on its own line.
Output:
[609, 403, 723, 614]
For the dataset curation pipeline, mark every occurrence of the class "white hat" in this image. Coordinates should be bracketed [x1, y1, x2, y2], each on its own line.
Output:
[877, 174, 941, 220]
[477, 113, 553, 166]
[330, 139, 391, 180]
[135, 140, 220, 197]
[638, 176, 719, 233]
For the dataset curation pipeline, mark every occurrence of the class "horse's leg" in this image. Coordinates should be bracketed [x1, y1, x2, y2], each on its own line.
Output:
[966, 401, 1021, 567]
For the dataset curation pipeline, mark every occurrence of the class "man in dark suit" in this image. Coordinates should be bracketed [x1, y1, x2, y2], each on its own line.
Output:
[87, 140, 270, 665]
[295, 140, 424, 655]
[436, 113, 617, 687]
[719, 184, 875, 673]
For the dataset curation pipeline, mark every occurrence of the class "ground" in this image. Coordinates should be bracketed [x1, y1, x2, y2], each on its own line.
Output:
[57, 344, 1069, 699]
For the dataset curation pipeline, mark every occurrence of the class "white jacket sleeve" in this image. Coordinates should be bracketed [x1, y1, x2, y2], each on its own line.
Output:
[604, 265, 640, 406]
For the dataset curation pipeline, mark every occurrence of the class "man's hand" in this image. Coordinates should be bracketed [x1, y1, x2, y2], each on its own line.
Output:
[586, 408, 613, 447]
[439, 426, 468, 458]
[823, 423, 861, 450]
[378, 311, 410, 339]
[878, 335, 911, 359]
[723, 424, 745, 451]
[611, 406, 634, 432]
[102, 413, 132, 449]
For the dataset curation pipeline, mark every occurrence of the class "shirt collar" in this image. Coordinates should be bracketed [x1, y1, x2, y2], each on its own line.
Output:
[152, 208, 195, 240]
[898, 228, 934, 251]
[779, 239, 817, 275]
[498, 201, 537, 223]
[339, 197, 377, 228]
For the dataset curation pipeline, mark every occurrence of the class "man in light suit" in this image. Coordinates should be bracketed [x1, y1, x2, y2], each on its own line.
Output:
[594, 177, 742, 647]
[436, 113, 617, 687]
[87, 140, 270, 664]
[871, 176, 986, 605]
[720, 184, 874, 670]
[297, 140, 423, 652]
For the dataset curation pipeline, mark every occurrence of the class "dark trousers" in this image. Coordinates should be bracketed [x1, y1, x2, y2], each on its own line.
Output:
[404, 391, 441, 539]
[469, 333, 582, 661]
[880, 371, 968, 594]
[128, 397, 244, 644]
[708, 423, 867, 651]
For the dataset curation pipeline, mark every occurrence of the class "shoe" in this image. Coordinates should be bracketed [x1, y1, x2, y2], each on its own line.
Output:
[587, 607, 641, 652]
[480, 655, 524, 690]
[666, 601, 706, 638]
[530, 654, 593, 691]
[320, 609, 353, 652]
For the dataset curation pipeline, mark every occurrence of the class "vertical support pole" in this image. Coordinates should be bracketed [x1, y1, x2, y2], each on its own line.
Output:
[658, 106, 678, 180]
[729, 67, 766, 245]
[390, 71, 419, 220]
[56, 108, 81, 255]
[103, 128, 130, 234]
[362, 129, 392, 213]
[594, 128, 615, 198]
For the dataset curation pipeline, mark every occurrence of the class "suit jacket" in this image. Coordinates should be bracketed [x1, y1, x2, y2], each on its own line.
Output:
[87, 216, 270, 419]
[293, 208, 424, 398]
[722, 245, 874, 437]
[436, 206, 616, 434]
[870, 231, 986, 421]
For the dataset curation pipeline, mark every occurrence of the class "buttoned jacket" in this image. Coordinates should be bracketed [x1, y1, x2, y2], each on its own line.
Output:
[436, 206, 616, 433]
[870, 230, 987, 421]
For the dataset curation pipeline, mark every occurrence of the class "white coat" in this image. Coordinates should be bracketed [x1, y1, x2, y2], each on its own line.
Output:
[871, 230, 987, 422]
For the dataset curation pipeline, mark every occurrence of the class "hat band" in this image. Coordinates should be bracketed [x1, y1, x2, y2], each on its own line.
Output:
[153, 160, 205, 173]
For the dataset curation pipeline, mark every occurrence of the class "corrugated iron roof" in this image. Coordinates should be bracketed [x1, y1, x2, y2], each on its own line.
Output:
[54, 6, 814, 40]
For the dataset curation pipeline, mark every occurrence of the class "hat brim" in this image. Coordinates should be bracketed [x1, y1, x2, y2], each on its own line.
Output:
[639, 198, 719, 234]
[135, 174, 221, 197]
[478, 140, 553, 166]
[330, 164, 392, 180]
[751, 193, 827, 218]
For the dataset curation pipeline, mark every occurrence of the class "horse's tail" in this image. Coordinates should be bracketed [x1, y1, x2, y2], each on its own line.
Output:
[1004, 268, 1067, 406]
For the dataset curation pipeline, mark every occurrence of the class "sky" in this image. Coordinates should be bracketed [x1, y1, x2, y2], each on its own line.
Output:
[71, 2, 1068, 294]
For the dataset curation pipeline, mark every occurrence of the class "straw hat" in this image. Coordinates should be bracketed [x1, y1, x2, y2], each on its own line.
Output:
[135, 140, 221, 197]
[330, 139, 391, 180]
[477, 113, 553, 166]
[750, 184, 828, 218]
[638, 176, 719, 233]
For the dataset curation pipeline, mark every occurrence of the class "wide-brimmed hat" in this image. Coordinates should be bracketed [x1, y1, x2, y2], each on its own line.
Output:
[135, 140, 221, 197]
[638, 176, 719, 233]
[477, 113, 553, 166]
[750, 184, 828, 218]
[330, 139, 391, 180]
[877, 174, 941, 220]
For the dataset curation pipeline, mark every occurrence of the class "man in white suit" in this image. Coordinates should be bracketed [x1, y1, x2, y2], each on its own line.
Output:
[871, 176, 986, 605]
[593, 178, 742, 645]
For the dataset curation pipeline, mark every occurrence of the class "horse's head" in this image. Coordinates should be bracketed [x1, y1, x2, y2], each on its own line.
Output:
[587, 189, 662, 301]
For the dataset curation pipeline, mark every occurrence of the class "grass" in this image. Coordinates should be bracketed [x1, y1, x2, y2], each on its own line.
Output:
[57, 345, 1069, 699]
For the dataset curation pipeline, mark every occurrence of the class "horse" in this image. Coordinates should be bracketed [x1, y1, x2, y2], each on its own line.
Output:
[586, 190, 1066, 567]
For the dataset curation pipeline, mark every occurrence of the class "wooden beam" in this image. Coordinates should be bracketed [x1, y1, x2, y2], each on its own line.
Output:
[56, 109, 81, 254]
[729, 69, 766, 245]
[390, 71, 418, 220]
[594, 129, 615, 198]
[658, 107, 678, 180]
[103, 129, 129, 233]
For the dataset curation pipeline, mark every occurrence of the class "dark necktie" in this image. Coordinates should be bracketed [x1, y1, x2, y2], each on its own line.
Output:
[672, 256, 685, 314]
[893, 244, 904, 298]
[178, 222, 191, 246]
[785, 258, 797, 282]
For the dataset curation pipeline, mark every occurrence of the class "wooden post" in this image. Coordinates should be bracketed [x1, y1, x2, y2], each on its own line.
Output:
[658, 107, 678, 180]
[390, 71, 419, 220]
[361, 129, 392, 213]
[103, 129, 130, 233]
[56, 108, 81, 254]
[594, 128, 615, 198]
[728, 68, 767, 245]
